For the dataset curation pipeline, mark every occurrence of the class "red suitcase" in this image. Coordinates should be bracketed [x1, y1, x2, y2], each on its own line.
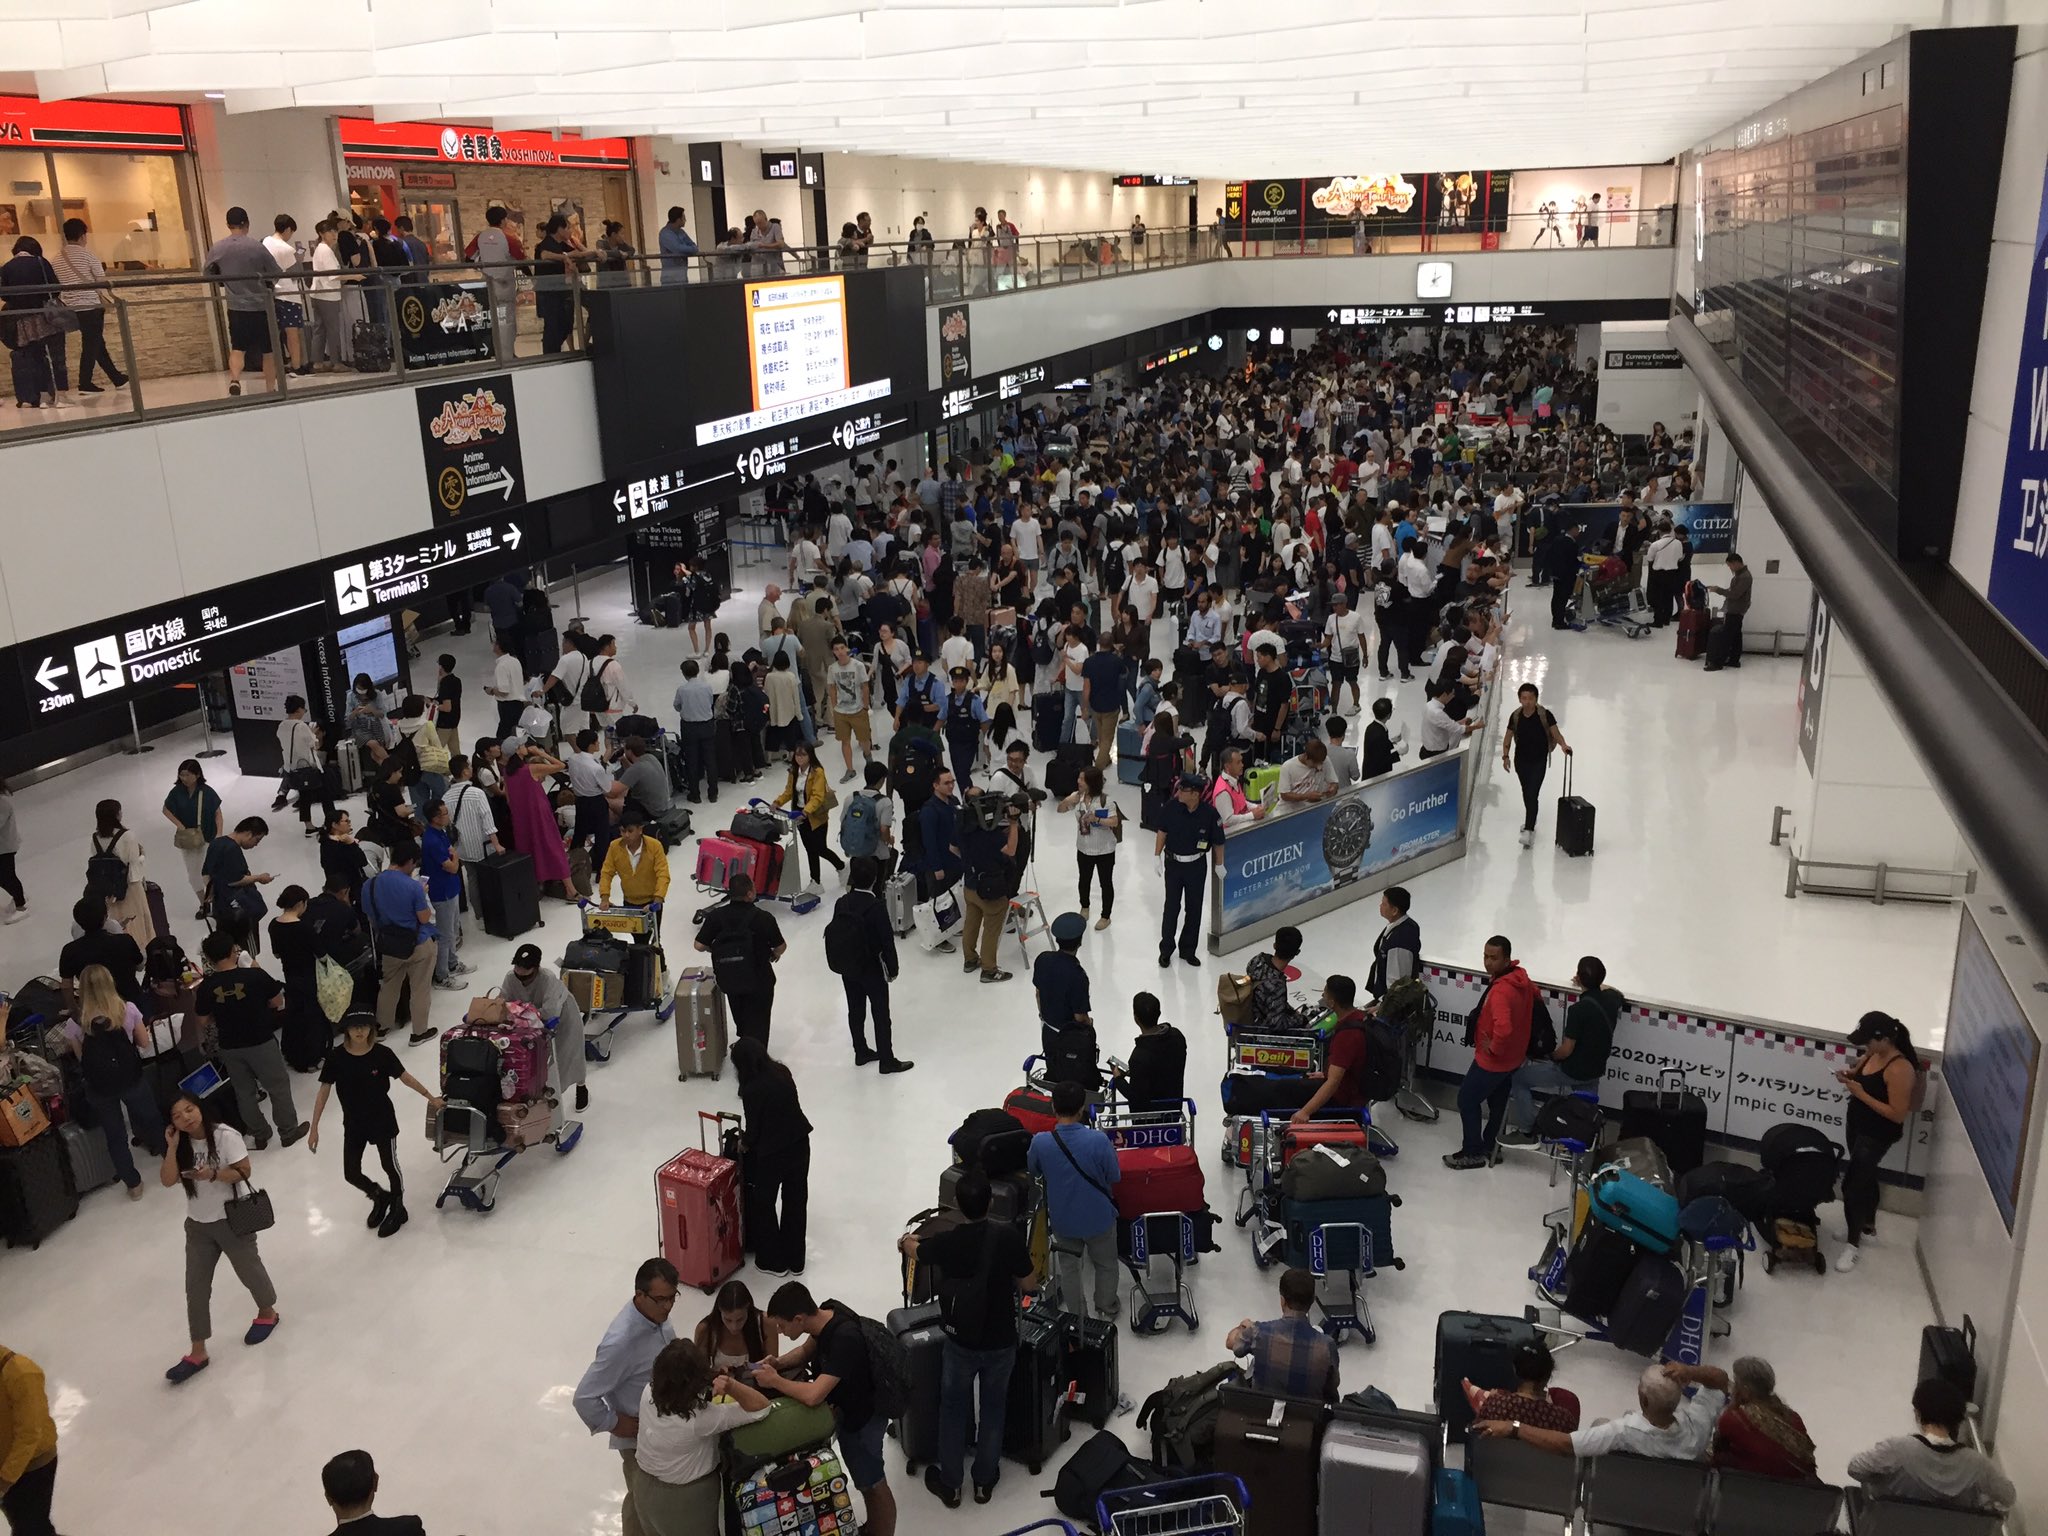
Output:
[1278, 1116, 1370, 1168]
[1675, 608, 1710, 660]
[1113, 1143, 1205, 1221]
[1004, 1083, 1057, 1135]
[656, 1111, 744, 1293]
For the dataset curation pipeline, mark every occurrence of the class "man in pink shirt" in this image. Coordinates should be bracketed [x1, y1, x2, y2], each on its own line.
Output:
[1444, 934, 1536, 1170]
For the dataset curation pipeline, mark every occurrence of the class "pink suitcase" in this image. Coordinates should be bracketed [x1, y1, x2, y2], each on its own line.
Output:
[442, 1011, 550, 1103]
[695, 834, 757, 892]
[656, 1112, 744, 1293]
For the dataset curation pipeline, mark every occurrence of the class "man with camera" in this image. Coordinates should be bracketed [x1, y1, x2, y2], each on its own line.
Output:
[957, 786, 1023, 984]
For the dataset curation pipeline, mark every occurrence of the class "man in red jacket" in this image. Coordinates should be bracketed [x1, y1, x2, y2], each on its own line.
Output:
[1445, 935, 1536, 1170]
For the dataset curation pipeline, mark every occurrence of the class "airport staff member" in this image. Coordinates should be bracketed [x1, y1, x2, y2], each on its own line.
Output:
[1153, 772, 1226, 969]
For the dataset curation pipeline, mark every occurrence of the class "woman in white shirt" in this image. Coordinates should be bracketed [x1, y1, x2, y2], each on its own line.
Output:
[307, 218, 345, 370]
[631, 1339, 772, 1535]
[262, 214, 309, 376]
[160, 1091, 280, 1384]
[1058, 765, 1123, 930]
[89, 797, 155, 946]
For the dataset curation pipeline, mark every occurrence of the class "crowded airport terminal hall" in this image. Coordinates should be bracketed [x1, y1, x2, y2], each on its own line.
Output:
[1, 5, 2047, 1534]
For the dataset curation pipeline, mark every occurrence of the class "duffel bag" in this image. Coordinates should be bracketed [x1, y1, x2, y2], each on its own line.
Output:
[1279, 1142, 1386, 1203]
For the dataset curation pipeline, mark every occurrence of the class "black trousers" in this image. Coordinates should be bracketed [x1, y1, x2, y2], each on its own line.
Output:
[74, 306, 122, 386]
[677, 719, 717, 799]
[728, 984, 775, 1048]
[285, 765, 336, 827]
[1843, 1133, 1893, 1245]
[0, 851, 24, 909]
[1550, 574, 1577, 629]
[796, 820, 844, 884]
[448, 586, 474, 633]
[1160, 859, 1205, 960]
[1648, 570, 1679, 626]
[497, 699, 526, 736]
[574, 793, 615, 862]
[1077, 851, 1115, 916]
[342, 1126, 403, 1204]
[0, 1453, 57, 1536]
[1377, 605, 1403, 675]
[747, 1143, 810, 1274]
[842, 969, 894, 1060]
[1516, 761, 1547, 832]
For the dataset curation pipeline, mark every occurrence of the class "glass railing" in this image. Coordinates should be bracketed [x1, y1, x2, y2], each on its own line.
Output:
[0, 212, 1676, 442]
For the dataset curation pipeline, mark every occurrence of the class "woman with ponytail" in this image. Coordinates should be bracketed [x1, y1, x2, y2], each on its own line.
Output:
[1833, 1011, 1919, 1273]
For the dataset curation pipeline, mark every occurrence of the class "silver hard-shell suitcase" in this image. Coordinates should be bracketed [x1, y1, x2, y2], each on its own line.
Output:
[672, 968, 729, 1081]
[1318, 1414, 1432, 1535]
[57, 1121, 117, 1196]
[883, 871, 917, 937]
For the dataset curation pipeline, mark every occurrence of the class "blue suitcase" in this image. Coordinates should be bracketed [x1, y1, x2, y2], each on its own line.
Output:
[1589, 1167, 1680, 1254]
[1432, 1466, 1484, 1536]
[1282, 1191, 1401, 1273]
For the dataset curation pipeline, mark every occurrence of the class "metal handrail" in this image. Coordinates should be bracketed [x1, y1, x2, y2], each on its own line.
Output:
[1783, 846, 1977, 905]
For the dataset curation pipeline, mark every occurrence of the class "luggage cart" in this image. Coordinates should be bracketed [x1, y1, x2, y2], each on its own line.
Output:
[1235, 1109, 1390, 1279]
[1306, 1220, 1379, 1345]
[692, 800, 822, 915]
[572, 900, 672, 1062]
[1096, 1100, 1203, 1335]
[1097, 1473, 1248, 1536]
[431, 1015, 583, 1214]
[1526, 1228, 1749, 1365]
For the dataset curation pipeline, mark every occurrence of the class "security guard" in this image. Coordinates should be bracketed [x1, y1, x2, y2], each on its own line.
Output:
[1153, 771, 1226, 968]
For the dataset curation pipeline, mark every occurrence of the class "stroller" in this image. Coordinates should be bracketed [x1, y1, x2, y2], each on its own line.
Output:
[1756, 1123, 1843, 1274]
[1578, 554, 1652, 638]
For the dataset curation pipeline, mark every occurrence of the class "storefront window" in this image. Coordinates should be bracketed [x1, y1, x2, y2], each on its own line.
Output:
[48, 151, 197, 270]
[0, 152, 64, 246]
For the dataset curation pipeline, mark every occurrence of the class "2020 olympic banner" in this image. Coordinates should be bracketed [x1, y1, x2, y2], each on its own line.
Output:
[1214, 754, 1462, 935]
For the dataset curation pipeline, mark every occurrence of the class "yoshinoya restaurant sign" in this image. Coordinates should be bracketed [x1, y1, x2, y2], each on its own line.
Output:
[1416, 961, 1933, 1179]
[417, 374, 524, 521]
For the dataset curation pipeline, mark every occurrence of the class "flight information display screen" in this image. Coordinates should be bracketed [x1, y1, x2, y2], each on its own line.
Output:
[702, 276, 886, 446]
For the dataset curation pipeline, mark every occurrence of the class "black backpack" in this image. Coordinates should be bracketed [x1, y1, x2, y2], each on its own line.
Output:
[579, 658, 612, 713]
[86, 834, 131, 902]
[822, 896, 867, 975]
[1526, 994, 1558, 1061]
[79, 1018, 143, 1096]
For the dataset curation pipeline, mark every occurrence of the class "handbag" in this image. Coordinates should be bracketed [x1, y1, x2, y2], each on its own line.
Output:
[48, 304, 79, 335]
[223, 1177, 276, 1238]
[173, 825, 206, 851]
[313, 955, 355, 1025]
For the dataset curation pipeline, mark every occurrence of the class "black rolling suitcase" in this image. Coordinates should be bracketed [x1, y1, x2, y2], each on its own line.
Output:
[0, 1133, 79, 1249]
[1434, 1311, 1539, 1442]
[1554, 757, 1594, 856]
[1063, 1313, 1120, 1430]
[474, 850, 540, 939]
[1920, 1316, 1977, 1403]
[1004, 1304, 1068, 1473]
[1619, 1068, 1708, 1177]
[887, 1301, 946, 1473]
[1032, 692, 1065, 752]
[1607, 1254, 1688, 1356]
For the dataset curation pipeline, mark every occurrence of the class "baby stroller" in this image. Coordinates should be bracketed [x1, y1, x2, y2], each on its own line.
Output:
[1757, 1123, 1842, 1274]
[1578, 555, 1652, 638]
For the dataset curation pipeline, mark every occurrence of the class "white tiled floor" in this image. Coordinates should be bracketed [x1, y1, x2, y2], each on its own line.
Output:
[0, 563, 1951, 1534]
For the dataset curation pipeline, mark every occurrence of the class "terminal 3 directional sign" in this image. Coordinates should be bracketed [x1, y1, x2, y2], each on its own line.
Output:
[20, 570, 328, 726]
[329, 512, 540, 621]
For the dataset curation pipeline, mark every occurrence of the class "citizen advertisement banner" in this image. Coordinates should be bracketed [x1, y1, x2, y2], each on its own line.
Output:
[938, 304, 972, 387]
[416, 374, 525, 523]
[1213, 754, 1462, 935]
[397, 281, 494, 371]
[1546, 501, 1736, 558]
[1417, 962, 1926, 1177]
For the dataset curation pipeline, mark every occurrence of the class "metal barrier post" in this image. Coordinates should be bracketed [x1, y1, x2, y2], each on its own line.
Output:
[1785, 852, 1801, 899]
[124, 701, 153, 756]
[1874, 863, 1888, 905]
[1769, 806, 1790, 846]
[114, 297, 144, 416]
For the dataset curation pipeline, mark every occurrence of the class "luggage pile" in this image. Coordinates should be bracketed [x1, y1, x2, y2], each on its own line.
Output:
[1676, 1121, 1842, 1275]
[695, 798, 790, 901]
[429, 995, 581, 1213]
[1097, 1098, 1216, 1334]
[562, 903, 670, 1064]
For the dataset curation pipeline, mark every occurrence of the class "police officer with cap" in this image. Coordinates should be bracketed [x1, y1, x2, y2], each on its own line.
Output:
[1153, 771, 1226, 968]
[500, 942, 588, 1111]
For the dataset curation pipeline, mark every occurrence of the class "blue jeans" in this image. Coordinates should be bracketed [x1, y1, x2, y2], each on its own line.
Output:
[1457, 1064, 1516, 1156]
[1060, 688, 1080, 745]
[1509, 1058, 1588, 1131]
[88, 1079, 164, 1190]
[838, 1410, 889, 1492]
[409, 771, 448, 822]
[938, 1337, 1015, 1493]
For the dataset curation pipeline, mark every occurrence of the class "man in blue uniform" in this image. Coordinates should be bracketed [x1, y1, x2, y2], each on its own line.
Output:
[1152, 772, 1226, 968]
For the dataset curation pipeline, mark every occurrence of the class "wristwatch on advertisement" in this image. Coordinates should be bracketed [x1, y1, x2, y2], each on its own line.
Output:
[1321, 799, 1374, 883]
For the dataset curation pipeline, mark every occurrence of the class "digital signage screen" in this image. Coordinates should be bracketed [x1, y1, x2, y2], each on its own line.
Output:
[586, 266, 928, 479]
[1223, 172, 1511, 243]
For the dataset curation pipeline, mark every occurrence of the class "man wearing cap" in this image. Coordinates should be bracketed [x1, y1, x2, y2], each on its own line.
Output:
[937, 666, 989, 786]
[1153, 773, 1226, 969]
[1033, 912, 1093, 1063]
[894, 652, 944, 737]
[501, 943, 588, 1112]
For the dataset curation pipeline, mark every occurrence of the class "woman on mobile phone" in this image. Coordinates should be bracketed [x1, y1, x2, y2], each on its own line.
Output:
[1058, 764, 1122, 930]
[159, 1091, 280, 1384]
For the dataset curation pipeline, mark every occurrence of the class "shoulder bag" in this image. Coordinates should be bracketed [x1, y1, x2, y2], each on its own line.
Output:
[1049, 1125, 1116, 1206]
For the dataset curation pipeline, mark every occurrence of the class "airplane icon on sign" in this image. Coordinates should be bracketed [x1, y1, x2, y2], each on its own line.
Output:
[334, 565, 369, 615]
[75, 637, 123, 698]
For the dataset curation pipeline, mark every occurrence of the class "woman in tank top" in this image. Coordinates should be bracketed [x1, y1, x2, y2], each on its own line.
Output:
[692, 1279, 780, 1374]
[1834, 1010, 1919, 1273]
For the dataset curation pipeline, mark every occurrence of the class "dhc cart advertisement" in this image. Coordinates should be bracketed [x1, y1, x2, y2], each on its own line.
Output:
[1216, 754, 1462, 934]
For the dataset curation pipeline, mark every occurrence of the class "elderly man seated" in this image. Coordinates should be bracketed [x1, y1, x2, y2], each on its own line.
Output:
[1473, 1361, 1726, 1461]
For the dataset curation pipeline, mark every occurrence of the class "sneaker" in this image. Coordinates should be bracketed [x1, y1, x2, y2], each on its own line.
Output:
[981, 969, 1013, 983]
[923, 1467, 962, 1511]
[756, 1265, 789, 1278]
[408, 1029, 439, 1047]
[879, 1058, 916, 1074]
[1519, 827, 1533, 848]
[1495, 1128, 1538, 1149]
[227, 380, 241, 396]
[933, 941, 956, 954]
[1095, 915, 1111, 931]
[128, 1182, 145, 1201]
[452, 960, 476, 976]
[2, 908, 25, 925]
[1442, 1152, 1490, 1171]
[963, 958, 979, 974]
[1834, 1246, 1860, 1274]
[433, 976, 464, 991]
[839, 769, 857, 784]
[973, 1485, 995, 1505]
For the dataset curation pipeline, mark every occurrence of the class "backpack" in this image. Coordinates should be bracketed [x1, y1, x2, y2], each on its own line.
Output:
[1526, 993, 1557, 1061]
[822, 897, 866, 976]
[580, 659, 612, 713]
[1101, 543, 1127, 598]
[1135, 1360, 1241, 1471]
[839, 791, 882, 858]
[144, 935, 190, 986]
[79, 1018, 143, 1096]
[86, 834, 130, 902]
[847, 1308, 909, 1422]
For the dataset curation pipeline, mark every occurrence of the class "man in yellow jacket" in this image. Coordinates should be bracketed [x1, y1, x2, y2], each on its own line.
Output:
[0, 1345, 59, 1533]
[596, 811, 671, 910]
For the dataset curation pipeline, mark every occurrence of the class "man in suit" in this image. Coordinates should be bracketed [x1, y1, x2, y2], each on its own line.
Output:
[321, 1448, 425, 1535]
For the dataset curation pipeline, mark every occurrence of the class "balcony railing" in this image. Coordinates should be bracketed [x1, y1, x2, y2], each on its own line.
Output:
[0, 211, 1674, 443]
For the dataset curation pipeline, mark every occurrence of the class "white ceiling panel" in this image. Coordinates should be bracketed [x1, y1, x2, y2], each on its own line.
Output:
[0, 1, 1954, 174]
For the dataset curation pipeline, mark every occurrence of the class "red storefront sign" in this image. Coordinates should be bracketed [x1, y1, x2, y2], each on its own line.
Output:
[337, 118, 632, 170]
[0, 95, 190, 154]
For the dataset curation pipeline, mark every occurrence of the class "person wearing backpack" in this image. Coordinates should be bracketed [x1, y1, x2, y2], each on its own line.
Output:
[838, 762, 896, 879]
[67, 963, 164, 1198]
[1444, 934, 1538, 1171]
[758, 1283, 899, 1536]
[895, 1169, 1034, 1508]
[1500, 955, 1620, 1147]
[824, 856, 913, 1075]
[88, 797, 154, 946]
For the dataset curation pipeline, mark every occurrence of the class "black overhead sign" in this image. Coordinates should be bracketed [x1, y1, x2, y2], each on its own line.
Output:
[417, 373, 525, 523]
[1217, 298, 1671, 329]
[398, 281, 495, 371]
[329, 512, 540, 622]
[606, 403, 913, 526]
[22, 570, 328, 728]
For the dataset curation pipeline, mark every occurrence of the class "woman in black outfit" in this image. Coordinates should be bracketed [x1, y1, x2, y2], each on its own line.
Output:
[1834, 1011, 1918, 1273]
[534, 213, 579, 354]
[265, 885, 326, 1071]
[1139, 708, 1191, 831]
[318, 808, 370, 911]
[731, 1038, 812, 1278]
